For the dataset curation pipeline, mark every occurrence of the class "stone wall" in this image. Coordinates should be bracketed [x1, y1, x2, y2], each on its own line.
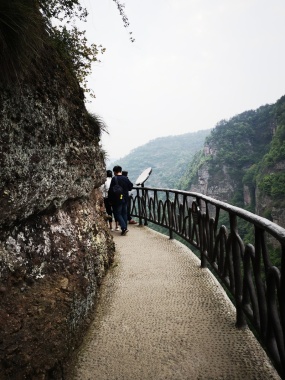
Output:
[0, 47, 114, 378]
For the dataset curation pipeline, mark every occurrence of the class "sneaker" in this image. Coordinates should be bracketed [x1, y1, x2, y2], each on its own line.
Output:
[110, 228, 114, 231]
[129, 220, 137, 224]
[115, 227, 120, 231]
[121, 229, 129, 236]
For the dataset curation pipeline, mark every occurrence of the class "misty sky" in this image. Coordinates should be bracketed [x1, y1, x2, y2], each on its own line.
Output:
[81, 0, 285, 160]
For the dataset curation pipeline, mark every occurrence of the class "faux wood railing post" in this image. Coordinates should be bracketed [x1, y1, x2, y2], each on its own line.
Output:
[166, 191, 173, 239]
[142, 185, 148, 226]
[281, 243, 285, 368]
[136, 187, 143, 226]
[230, 213, 246, 328]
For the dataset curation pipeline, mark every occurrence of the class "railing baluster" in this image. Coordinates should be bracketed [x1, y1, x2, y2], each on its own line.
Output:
[229, 213, 246, 328]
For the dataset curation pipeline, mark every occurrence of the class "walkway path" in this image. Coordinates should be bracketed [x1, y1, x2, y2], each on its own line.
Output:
[70, 225, 280, 380]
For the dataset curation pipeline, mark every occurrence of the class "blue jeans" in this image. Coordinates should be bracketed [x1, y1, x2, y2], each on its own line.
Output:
[113, 200, 128, 230]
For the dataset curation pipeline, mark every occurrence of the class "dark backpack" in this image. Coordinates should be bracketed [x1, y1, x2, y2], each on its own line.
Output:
[112, 176, 123, 199]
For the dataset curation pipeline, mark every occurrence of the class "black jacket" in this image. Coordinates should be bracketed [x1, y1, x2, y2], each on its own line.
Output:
[108, 175, 133, 204]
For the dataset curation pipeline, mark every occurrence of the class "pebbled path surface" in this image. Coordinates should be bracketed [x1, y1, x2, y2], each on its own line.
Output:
[69, 225, 280, 380]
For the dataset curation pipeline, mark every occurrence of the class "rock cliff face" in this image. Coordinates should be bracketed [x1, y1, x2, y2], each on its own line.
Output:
[189, 145, 236, 203]
[0, 47, 114, 378]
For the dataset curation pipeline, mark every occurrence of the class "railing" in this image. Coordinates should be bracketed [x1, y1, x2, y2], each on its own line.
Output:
[130, 186, 285, 378]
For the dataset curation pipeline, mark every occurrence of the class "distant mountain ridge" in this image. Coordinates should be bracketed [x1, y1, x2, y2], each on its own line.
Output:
[109, 130, 212, 188]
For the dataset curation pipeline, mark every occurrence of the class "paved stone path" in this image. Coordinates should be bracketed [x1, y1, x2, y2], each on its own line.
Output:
[70, 225, 280, 380]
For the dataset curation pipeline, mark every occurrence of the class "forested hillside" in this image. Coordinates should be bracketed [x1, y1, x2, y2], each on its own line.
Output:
[180, 104, 275, 204]
[180, 95, 285, 227]
[109, 129, 211, 188]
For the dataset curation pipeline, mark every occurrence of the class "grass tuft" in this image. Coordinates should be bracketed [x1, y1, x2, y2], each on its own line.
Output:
[87, 112, 108, 138]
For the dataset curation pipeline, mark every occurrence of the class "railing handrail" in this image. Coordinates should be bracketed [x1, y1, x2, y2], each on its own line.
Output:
[130, 186, 285, 378]
[134, 187, 285, 242]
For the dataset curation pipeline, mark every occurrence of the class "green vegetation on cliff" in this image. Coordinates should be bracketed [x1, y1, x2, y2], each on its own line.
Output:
[256, 96, 285, 204]
[180, 104, 276, 208]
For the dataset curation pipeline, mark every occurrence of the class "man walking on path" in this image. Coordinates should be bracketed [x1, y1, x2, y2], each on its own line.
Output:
[108, 165, 133, 236]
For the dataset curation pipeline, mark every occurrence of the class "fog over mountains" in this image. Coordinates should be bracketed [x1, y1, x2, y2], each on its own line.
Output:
[108, 129, 212, 189]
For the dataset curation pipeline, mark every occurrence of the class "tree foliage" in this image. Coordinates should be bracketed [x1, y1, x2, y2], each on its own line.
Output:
[49, 24, 105, 98]
[37, 0, 133, 97]
[0, 0, 133, 94]
[38, 0, 87, 21]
